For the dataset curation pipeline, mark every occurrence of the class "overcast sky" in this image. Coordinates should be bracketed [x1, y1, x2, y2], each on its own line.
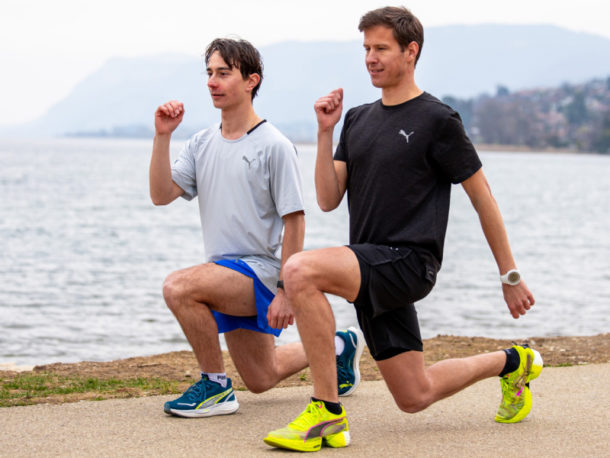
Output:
[1, 0, 609, 125]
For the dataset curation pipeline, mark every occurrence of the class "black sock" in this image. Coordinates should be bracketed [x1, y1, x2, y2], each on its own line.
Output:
[499, 347, 520, 377]
[311, 397, 342, 415]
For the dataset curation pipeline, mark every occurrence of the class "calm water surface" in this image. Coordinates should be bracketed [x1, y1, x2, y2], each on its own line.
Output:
[1, 138, 608, 365]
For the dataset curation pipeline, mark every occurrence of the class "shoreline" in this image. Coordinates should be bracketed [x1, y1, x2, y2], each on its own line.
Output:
[293, 141, 590, 155]
[1, 333, 608, 408]
[1, 332, 609, 374]
[473, 143, 581, 154]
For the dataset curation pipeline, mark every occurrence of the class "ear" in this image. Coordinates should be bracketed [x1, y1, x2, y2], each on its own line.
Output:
[246, 73, 261, 93]
[405, 41, 419, 64]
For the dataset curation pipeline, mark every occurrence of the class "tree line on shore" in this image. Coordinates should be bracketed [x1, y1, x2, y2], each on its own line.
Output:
[443, 76, 610, 154]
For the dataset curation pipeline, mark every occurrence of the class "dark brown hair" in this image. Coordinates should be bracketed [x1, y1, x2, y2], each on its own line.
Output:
[205, 38, 264, 99]
[358, 6, 424, 65]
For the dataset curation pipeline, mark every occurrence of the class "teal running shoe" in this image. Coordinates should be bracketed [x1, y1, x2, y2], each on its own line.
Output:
[163, 375, 239, 418]
[336, 326, 365, 396]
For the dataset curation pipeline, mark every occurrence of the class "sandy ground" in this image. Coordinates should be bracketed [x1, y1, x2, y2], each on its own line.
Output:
[0, 363, 608, 457]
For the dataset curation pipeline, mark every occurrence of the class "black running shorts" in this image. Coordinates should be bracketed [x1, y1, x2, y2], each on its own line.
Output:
[348, 244, 439, 361]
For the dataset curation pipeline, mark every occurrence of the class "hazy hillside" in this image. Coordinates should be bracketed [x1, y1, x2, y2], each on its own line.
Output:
[444, 77, 610, 153]
[4, 24, 610, 140]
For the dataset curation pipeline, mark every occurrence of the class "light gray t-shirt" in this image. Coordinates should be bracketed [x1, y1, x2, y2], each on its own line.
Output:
[171, 121, 304, 292]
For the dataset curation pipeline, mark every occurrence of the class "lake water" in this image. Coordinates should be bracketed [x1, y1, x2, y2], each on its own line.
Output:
[1, 138, 608, 366]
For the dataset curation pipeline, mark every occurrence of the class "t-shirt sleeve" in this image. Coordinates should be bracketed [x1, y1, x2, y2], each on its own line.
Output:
[171, 136, 198, 201]
[333, 108, 353, 163]
[269, 142, 305, 217]
[431, 112, 482, 184]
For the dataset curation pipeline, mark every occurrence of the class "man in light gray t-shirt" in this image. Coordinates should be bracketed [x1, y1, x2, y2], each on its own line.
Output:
[149, 38, 365, 420]
[172, 120, 303, 294]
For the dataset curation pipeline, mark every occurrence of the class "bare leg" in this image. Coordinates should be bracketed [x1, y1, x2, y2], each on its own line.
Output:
[163, 263, 259, 373]
[377, 349, 505, 413]
[164, 262, 310, 390]
[284, 246, 507, 411]
[225, 329, 308, 393]
[283, 247, 361, 403]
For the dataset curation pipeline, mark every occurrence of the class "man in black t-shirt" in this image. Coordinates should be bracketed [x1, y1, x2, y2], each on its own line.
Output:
[264, 7, 542, 452]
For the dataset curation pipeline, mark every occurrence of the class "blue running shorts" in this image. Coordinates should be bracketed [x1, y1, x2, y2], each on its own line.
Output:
[212, 259, 281, 337]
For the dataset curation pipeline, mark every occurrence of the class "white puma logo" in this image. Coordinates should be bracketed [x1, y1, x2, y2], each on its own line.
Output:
[398, 129, 415, 143]
[242, 155, 254, 168]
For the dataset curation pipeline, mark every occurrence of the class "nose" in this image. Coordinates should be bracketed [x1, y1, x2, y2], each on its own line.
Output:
[207, 74, 218, 89]
[365, 50, 377, 66]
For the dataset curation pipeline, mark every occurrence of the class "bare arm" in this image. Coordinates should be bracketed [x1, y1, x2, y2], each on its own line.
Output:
[149, 101, 186, 205]
[279, 211, 306, 270]
[314, 88, 348, 211]
[267, 211, 305, 329]
[461, 169, 535, 319]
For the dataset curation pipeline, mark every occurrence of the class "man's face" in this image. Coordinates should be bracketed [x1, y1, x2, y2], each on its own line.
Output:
[363, 25, 410, 89]
[206, 51, 253, 110]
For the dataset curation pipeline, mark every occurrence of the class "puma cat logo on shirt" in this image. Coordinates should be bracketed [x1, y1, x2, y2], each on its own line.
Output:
[398, 129, 415, 143]
[242, 155, 254, 168]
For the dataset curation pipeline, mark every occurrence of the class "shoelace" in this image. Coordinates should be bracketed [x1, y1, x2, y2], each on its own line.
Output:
[182, 378, 207, 401]
[500, 376, 524, 405]
[290, 402, 324, 429]
[500, 378, 514, 400]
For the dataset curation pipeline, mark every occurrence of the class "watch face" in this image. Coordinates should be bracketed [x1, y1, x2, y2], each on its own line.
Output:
[508, 271, 520, 283]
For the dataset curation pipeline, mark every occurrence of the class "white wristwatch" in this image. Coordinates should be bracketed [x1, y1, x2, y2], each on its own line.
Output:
[500, 269, 521, 286]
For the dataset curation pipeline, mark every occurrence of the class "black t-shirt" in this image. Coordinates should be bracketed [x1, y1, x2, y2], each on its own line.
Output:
[334, 92, 482, 266]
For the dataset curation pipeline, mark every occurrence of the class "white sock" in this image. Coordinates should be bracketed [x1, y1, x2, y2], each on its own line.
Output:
[335, 335, 345, 356]
[202, 372, 227, 388]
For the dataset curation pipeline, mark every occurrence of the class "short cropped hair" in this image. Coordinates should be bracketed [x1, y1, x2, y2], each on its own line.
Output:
[205, 38, 264, 100]
[358, 6, 424, 65]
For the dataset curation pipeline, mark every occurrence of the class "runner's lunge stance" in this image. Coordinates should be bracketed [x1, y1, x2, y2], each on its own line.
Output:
[264, 7, 542, 451]
[150, 38, 364, 418]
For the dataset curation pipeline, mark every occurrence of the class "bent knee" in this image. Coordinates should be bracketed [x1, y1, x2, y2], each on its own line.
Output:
[394, 395, 433, 414]
[283, 254, 315, 293]
[162, 272, 188, 309]
[242, 378, 274, 394]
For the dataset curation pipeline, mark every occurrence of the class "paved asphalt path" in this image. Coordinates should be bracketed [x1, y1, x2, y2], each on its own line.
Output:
[1, 364, 608, 457]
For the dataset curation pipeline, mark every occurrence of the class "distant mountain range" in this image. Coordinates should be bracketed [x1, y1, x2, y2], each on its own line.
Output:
[3, 24, 610, 140]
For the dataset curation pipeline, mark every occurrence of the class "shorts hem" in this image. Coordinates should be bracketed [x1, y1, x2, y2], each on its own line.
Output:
[372, 346, 422, 361]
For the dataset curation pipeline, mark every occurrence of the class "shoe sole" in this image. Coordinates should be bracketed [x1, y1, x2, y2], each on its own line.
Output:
[263, 431, 350, 451]
[165, 400, 239, 418]
[263, 436, 322, 452]
[339, 326, 365, 397]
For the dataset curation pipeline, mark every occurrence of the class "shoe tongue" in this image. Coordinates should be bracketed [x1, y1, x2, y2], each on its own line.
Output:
[290, 401, 322, 428]
[309, 399, 327, 413]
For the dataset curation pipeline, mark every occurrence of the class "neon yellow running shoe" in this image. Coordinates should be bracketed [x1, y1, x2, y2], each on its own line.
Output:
[495, 345, 543, 423]
[264, 400, 350, 452]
